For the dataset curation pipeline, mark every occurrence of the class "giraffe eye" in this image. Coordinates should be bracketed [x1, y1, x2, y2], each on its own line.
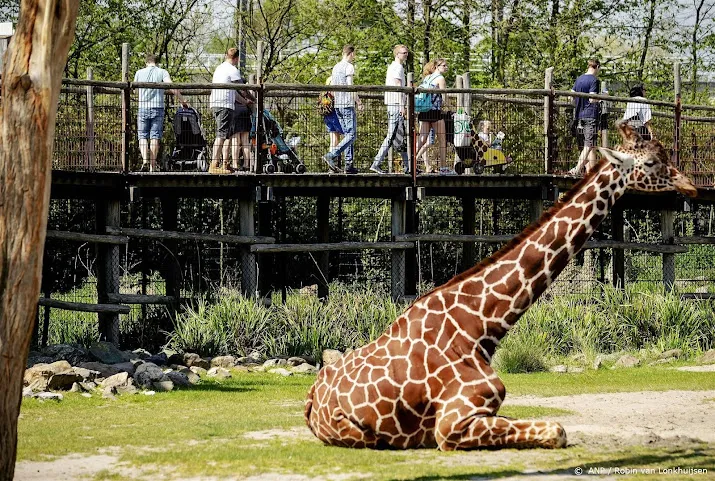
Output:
[643, 160, 655, 168]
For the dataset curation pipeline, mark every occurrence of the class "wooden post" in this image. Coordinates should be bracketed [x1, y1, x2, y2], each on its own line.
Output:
[543, 67, 554, 174]
[96, 200, 121, 343]
[405, 197, 417, 297]
[600, 80, 609, 148]
[674, 63, 681, 168]
[253, 44, 264, 174]
[461, 195, 476, 271]
[611, 205, 625, 288]
[530, 199, 543, 223]
[121, 43, 130, 173]
[160, 197, 180, 317]
[239, 194, 257, 297]
[85, 67, 95, 169]
[317, 196, 330, 299]
[257, 190, 274, 301]
[407, 72, 416, 180]
[661, 209, 675, 293]
[391, 195, 406, 301]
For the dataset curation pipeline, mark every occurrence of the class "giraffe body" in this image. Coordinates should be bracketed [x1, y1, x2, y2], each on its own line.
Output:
[306, 123, 697, 450]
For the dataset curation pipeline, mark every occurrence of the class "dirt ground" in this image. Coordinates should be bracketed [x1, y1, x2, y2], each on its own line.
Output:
[14, 390, 715, 481]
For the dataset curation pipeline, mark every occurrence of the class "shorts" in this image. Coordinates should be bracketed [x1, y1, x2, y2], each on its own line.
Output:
[418, 109, 441, 123]
[232, 106, 252, 134]
[137, 108, 165, 140]
[213, 107, 233, 139]
[581, 117, 598, 147]
[323, 110, 343, 134]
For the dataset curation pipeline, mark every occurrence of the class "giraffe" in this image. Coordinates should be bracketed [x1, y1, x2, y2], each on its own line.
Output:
[305, 122, 698, 451]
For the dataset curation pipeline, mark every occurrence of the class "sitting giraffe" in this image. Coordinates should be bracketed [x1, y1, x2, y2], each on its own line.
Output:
[305, 123, 697, 451]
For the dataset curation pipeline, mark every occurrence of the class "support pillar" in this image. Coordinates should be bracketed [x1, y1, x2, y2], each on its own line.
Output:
[461, 195, 476, 271]
[97, 199, 121, 344]
[661, 209, 675, 293]
[161, 197, 180, 315]
[611, 206, 625, 288]
[404, 198, 417, 296]
[391, 195, 407, 301]
[530, 199, 544, 223]
[258, 189, 274, 301]
[239, 194, 257, 298]
[317, 196, 330, 299]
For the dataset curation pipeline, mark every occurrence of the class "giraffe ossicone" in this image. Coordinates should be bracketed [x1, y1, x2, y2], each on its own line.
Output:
[305, 123, 697, 451]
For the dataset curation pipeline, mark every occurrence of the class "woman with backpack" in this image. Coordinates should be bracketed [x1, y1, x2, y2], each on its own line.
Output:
[415, 59, 448, 173]
[623, 84, 655, 141]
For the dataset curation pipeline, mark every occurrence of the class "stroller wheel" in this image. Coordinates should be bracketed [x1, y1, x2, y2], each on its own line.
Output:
[196, 151, 208, 172]
[296, 164, 307, 174]
[161, 155, 170, 172]
[263, 163, 276, 174]
[454, 161, 465, 175]
[283, 163, 294, 174]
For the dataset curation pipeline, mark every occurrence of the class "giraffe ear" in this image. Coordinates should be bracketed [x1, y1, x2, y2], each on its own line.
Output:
[616, 120, 639, 148]
[597, 147, 632, 167]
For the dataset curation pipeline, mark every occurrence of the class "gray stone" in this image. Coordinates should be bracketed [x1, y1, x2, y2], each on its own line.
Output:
[700, 349, 715, 364]
[161, 349, 184, 366]
[649, 358, 676, 366]
[71, 367, 100, 382]
[145, 352, 169, 366]
[24, 361, 73, 391]
[614, 355, 641, 368]
[132, 348, 152, 360]
[36, 392, 63, 402]
[322, 349, 343, 366]
[184, 353, 210, 370]
[89, 341, 126, 364]
[166, 371, 193, 387]
[660, 349, 683, 360]
[77, 362, 122, 379]
[269, 368, 293, 377]
[592, 356, 603, 370]
[247, 351, 264, 363]
[70, 382, 83, 393]
[152, 380, 174, 392]
[292, 363, 318, 375]
[549, 365, 568, 373]
[133, 362, 165, 389]
[39, 344, 91, 365]
[100, 372, 138, 395]
[112, 362, 137, 376]
[211, 355, 238, 368]
[22, 387, 35, 398]
[206, 367, 231, 379]
[189, 366, 207, 377]
[287, 356, 308, 367]
[79, 381, 97, 392]
[263, 358, 288, 369]
[47, 372, 83, 391]
[567, 366, 584, 373]
[101, 387, 117, 400]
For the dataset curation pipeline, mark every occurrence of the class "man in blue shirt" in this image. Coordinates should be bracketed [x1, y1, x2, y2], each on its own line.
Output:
[569, 59, 601, 176]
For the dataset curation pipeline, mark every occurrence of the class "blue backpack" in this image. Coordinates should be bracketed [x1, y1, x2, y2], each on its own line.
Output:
[415, 73, 439, 113]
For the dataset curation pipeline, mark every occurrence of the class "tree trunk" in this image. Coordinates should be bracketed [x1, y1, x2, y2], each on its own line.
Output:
[0, 1, 78, 479]
[637, 0, 656, 81]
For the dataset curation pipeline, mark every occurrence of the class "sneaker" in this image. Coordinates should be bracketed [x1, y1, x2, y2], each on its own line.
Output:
[344, 165, 358, 174]
[323, 154, 339, 172]
[568, 167, 581, 176]
[208, 164, 232, 174]
[369, 162, 385, 174]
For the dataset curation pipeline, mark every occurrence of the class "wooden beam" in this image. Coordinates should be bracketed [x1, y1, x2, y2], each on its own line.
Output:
[106, 293, 177, 305]
[674, 235, 715, 244]
[38, 298, 130, 314]
[105, 226, 274, 244]
[251, 241, 414, 253]
[46, 230, 128, 245]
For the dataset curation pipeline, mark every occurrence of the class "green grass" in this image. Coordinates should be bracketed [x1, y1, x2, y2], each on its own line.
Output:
[17, 368, 715, 480]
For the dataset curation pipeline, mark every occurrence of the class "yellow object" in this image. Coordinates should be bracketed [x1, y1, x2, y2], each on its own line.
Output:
[483, 148, 508, 166]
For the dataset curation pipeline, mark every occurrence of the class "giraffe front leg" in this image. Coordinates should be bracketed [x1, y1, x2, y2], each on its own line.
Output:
[435, 410, 567, 450]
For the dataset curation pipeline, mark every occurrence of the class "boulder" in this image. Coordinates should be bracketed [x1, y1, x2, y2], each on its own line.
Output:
[89, 341, 126, 364]
[292, 363, 319, 375]
[161, 349, 185, 366]
[549, 365, 568, 373]
[101, 372, 138, 395]
[47, 372, 83, 391]
[592, 356, 603, 370]
[24, 361, 73, 391]
[247, 351, 264, 363]
[133, 362, 166, 389]
[288, 356, 316, 366]
[36, 392, 63, 402]
[614, 354, 640, 368]
[189, 366, 208, 377]
[145, 352, 169, 366]
[112, 362, 138, 376]
[207, 367, 231, 379]
[269, 368, 293, 377]
[322, 349, 343, 366]
[211, 355, 237, 368]
[39, 344, 91, 365]
[71, 367, 100, 382]
[660, 349, 683, 360]
[263, 359, 288, 369]
[132, 348, 152, 359]
[166, 370, 196, 387]
[152, 380, 174, 392]
[184, 353, 210, 370]
[700, 349, 715, 364]
[77, 362, 122, 379]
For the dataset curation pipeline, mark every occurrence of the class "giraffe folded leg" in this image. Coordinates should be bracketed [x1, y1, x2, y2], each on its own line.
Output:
[435, 412, 567, 450]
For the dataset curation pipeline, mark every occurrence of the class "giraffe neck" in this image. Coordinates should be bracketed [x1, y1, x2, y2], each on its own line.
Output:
[446, 159, 629, 360]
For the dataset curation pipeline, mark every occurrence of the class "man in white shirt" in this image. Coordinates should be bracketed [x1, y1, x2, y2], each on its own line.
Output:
[623, 84, 655, 141]
[371, 45, 410, 174]
[134, 53, 186, 172]
[323, 45, 364, 174]
[209, 48, 242, 174]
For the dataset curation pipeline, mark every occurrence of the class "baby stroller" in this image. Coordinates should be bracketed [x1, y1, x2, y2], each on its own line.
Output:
[445, 113, 512, 175]
[163, 106, 209, 172]
[252, 109, 306, 174]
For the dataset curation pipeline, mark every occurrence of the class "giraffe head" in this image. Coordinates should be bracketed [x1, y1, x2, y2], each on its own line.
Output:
[597, 122, 697, 198]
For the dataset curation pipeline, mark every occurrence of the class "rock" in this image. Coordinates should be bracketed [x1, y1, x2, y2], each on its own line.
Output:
[263, 359, 288, 369]
[207, 367, 231, 379]
[152, 380, 174, 392]
[184, 353, 210, 370]
[79, 381, 97, 392]
[211, 355, 238, 368]
[71, 367, 100, 382]
[24, 361, 73, 391]
[292, 363, 318, 374]
[166, 371, 193, 387]
[549, 365, 568, 373]
[70, 382, 83, 393]
[287, 356, 308, 367]
[39, 344, 91, 365]
[81, 393, 92, 398]
[232, 365, 250, 373]
[101, 372, 138, 395]
[614, 355, 640, 368]
[102, 387, 117, 400]
[269, 368, 293, 377]
[164, 350, 185, 366]
[142, 391, 156, 396]
[111, 362, 137, 376]
[660, 349, 683, 360]
[649, 358, 676, 366]
[189, 366, 207, 377]
[592, 356, 603, 370]
[26, 355, 54, 367]
[145, 352, 169, 366]
[89, 341, 126, 364]
[133, 363, 165, 389]
[322, 349, 343, 366]
[247, 351, 264, 363]
[699, 349, 715, 364]
[567, 366, 584, 373]
[77, 362, 122, 379]
[36, 392, 63, 402]
[132, 348, 152, 360]
[248, 365, 266, 373]
[47, 372, 83, 391]
[22, 387, 35, 398]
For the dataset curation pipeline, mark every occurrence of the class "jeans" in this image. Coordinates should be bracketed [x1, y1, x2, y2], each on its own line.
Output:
[328, 107, 356, 165]
[374, 109, 408, 169]
[137, 108, 165, 140]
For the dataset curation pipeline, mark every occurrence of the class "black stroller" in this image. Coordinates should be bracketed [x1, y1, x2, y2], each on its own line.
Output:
[252, 109, 306, 174]
[163, 106, 209, 172]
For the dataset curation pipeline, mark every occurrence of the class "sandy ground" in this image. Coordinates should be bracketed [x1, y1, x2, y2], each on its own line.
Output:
[14, 390, 715, 481]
